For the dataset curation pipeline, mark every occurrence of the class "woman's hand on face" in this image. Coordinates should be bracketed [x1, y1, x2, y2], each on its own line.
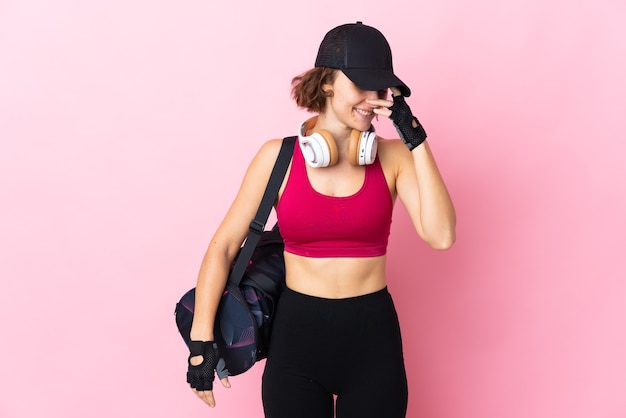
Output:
[368, 87, 403, 118]
[370, 87, 427, 150]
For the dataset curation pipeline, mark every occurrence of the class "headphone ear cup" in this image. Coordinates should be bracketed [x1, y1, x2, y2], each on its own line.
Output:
[316, 129, 339, 167]
[348, 130, 362, 166]
[348, 130, 378, 166]
[299, 128, 339, 168]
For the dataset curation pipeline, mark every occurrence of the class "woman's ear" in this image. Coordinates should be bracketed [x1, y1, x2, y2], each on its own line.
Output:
[321, 79, 334, 97]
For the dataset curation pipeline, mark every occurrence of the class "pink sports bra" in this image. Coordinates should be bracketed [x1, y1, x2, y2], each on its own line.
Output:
[276, 141, 393, 258]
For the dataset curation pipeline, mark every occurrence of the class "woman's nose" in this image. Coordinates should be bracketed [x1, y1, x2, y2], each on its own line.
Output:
[363, 89, 381, 100]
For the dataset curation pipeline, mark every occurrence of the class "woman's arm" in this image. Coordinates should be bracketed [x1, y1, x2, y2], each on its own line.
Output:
[394, 139, 456, 249]
[188, 137, 285, 407]
[372, 91, 456, 250]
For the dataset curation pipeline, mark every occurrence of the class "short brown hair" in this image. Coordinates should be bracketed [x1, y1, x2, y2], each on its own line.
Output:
[291, 67, 338, 113]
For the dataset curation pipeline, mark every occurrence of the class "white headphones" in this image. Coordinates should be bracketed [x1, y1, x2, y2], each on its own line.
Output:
[297, 117, 378, 168]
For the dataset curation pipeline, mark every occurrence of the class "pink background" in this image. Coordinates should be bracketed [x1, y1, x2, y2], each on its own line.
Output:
[1, 0, 625, 417]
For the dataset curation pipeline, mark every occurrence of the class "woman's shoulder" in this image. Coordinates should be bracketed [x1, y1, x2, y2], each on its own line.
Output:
[376, 136, 412, 163]
[376, 135, 404, 149]
[246, 137, 292, 174]
[255, 137, 291, 161]
[258, 137, 285, 153]
[375, 136, 413, 187]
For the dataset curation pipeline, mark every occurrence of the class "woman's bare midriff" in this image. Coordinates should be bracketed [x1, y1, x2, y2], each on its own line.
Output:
[284, 252, 388, 299]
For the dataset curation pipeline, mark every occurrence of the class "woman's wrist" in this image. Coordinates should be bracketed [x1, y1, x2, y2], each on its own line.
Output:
[190, 327, 213, 342]
[389, 95, 427, 151]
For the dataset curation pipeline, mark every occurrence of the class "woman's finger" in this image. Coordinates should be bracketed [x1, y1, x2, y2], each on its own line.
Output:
[193, 389, 217, 408]
[373, 107, 392, 117]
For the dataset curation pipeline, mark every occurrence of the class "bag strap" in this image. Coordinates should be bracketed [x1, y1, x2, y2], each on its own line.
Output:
[228, 136, 296, 286]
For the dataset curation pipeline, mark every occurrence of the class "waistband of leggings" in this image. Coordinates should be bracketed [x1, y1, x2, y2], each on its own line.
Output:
[283, 286, 390, 304]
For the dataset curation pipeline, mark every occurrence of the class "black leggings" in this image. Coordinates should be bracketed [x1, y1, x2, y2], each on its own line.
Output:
[262, 287, 408, 418]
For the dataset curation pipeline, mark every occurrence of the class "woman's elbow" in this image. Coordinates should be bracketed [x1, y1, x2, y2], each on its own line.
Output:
[426, 229, 456, 250]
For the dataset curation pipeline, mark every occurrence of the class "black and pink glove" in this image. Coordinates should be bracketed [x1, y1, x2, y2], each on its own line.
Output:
[186, 341, 228, 391]
[389, 95, 427, 151]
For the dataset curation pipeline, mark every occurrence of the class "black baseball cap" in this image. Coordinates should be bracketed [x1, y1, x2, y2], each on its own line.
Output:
[315, 21, 411, 97]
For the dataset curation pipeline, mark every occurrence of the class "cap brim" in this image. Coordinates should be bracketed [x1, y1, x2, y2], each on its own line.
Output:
[342, 68, 411, 97]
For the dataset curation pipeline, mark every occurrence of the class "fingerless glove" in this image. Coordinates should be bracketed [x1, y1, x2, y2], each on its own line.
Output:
[186, 341, 228, 391]
[389, 95, 427, 151]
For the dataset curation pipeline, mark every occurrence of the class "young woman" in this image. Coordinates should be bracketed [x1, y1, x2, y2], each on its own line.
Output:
[186, 21, 456, 418]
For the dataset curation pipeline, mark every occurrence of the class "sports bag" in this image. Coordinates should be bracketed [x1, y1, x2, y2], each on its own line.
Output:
[174, 136, 295, 376]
